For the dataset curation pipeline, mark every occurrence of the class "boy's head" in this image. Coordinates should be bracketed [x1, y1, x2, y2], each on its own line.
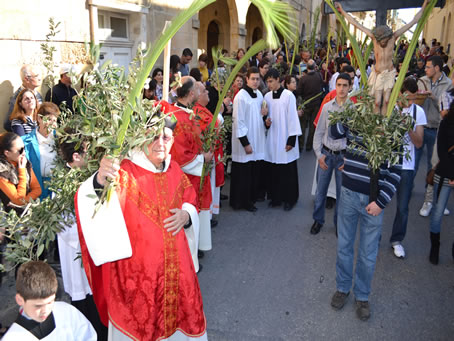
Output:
[15, 261, 58, 322]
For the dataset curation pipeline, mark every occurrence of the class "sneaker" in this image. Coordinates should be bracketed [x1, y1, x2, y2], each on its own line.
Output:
[331, 291, 349, 310]
[419, 202, 433, 217]
[355, 300, 370, 321]
[392, 243, 405, 258]
[444, 207, 450, 216]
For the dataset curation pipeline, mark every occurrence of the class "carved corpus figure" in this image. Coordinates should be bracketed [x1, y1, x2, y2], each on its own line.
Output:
[335, 1, 428, 115]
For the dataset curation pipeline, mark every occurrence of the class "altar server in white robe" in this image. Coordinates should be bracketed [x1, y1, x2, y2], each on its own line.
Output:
[264, 68, 302, 211]
[57, 133, 107, 340]
[2, 261, 96, 341]
[230, 66, 267, 212]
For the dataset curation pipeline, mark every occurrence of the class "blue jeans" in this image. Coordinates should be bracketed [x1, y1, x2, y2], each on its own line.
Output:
[430, 180, 453, 234]
[390, 170, 415, 243]
[313, 150, 343, 226]
[336, 187, 384, 301]
[414, 127, 437, 176]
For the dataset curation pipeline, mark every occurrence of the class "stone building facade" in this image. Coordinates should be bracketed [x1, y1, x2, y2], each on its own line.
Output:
[0, 0, 326, 126]
[423, 0, 454, 56]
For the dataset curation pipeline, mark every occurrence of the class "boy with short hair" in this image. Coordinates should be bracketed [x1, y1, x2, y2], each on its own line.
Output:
[2, 261, 96, 340]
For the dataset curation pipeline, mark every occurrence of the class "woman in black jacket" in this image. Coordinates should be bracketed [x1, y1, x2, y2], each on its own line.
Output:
[429, 101, 454, 265]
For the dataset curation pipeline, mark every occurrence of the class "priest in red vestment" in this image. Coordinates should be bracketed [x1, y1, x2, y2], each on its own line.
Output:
[170, 76, 213, 256]
[75, 119, 207, 341]
[193, 82, 225, 219]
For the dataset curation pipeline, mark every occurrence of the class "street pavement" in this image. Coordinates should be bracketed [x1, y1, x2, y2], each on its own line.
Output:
[198, 149, 454, 341]
[1, 149, 453, 340]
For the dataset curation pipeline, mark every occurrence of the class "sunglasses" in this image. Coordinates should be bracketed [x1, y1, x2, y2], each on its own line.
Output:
[14, 147, 25, 154]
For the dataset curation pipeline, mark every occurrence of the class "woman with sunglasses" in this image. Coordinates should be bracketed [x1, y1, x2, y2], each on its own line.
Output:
[10, 89, 39, 136]
[0, 132, 41, 214]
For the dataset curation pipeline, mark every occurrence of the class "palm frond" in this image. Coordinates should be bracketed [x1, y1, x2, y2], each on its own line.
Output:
[251, 0, 298, 48]
[325, 0, 367, 87]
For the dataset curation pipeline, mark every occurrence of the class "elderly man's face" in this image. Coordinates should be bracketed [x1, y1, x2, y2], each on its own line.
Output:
[146, 127, 174, 166]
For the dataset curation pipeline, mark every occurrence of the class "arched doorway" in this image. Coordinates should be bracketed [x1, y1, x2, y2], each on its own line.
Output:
[441, 16, 446, 45]
[252, 27, 262, 44]
[446, 13, 452, 53]
[207, 21, 220, 68]
[246, 4, 264, 47]
[198, 0, 236, 57]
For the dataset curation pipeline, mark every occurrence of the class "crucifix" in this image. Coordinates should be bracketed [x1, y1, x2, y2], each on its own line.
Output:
[325, 0, 445, 114]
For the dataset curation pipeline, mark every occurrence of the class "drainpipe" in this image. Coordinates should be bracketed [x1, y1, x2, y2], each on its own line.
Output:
[88, 0, 98, 44]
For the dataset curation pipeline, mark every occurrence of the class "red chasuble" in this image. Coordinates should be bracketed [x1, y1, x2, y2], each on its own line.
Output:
[193, 103, 225, 188]
[75, 159, 206, 341]
[170, 104, 212, 211]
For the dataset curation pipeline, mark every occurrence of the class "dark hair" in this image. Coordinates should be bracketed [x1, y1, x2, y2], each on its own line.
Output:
[427, 55, 443, 71]
[221, 49, 229, 55]
[341, 65, 355, 74]
[198, 53, 208, 63]
[247, 66, 260, 78]
[59, 128, 86, 163]
[37, 102, 60, 118]
[258, 59, 269, 69]
[170, 55, 180, 73]
[401, 77, 418, 94]
[143, 79, 157, 99]
[176, 78, 194, 98]
[0, 132, 20, 156]
[442, 54, 449, 64]
[236, 48, 246, 60]
[284, 75, 296, 89]
[417, 58, 425, 64]
[182, 48, 193, 57]
[152, 68, 163, 79]
[190, 68, 202, 82]
[293, 55, 302, 65]
[264, 68, 280, 81]
[16, 261, 58, 301]
[336, 73, 352, 85]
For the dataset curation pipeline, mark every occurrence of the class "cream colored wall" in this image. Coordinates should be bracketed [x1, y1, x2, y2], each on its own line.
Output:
[0, 0, 90, 130]
[424, 0, 454, 58]
[1, 0, 324, 127]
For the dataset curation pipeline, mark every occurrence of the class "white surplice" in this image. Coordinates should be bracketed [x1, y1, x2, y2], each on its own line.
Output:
[57, 220, 92, 301]
[231, 88, 266, 163]
[2, 302, 96, 341]
[264, 88, 302, 164]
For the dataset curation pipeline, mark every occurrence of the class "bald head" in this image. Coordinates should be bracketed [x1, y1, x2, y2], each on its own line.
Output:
[176, 76, 196, 105]
[307, 59, 316, 71]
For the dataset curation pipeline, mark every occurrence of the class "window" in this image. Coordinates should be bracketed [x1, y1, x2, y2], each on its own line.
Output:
[110, 17, 127, 38]
[97, 11, 129, 41]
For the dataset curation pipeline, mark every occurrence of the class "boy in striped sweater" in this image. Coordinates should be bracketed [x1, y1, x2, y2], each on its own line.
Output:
[329, 109, 401, 321]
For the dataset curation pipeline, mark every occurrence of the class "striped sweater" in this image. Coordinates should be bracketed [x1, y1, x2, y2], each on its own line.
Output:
[330, 122, 401, 209]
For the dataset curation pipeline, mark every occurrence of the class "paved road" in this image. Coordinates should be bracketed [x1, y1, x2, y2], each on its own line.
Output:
[198, 150, 454, 341]
[1, 149, 453, 340]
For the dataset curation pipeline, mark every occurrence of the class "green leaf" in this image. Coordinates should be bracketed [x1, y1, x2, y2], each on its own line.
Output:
[386, 0, 437, 117]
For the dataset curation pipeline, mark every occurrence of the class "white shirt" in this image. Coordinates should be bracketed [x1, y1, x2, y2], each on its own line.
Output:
[2, 302, 96, 341]
[264, 88, 301, 164]
[329, 72, 339, 91]
[402, 104, 427, 170]
[231, 88, 266, 163]
[36, 131, 56, 177]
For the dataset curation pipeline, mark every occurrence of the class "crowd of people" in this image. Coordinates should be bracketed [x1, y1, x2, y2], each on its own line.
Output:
[0, 25, 453, 338]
